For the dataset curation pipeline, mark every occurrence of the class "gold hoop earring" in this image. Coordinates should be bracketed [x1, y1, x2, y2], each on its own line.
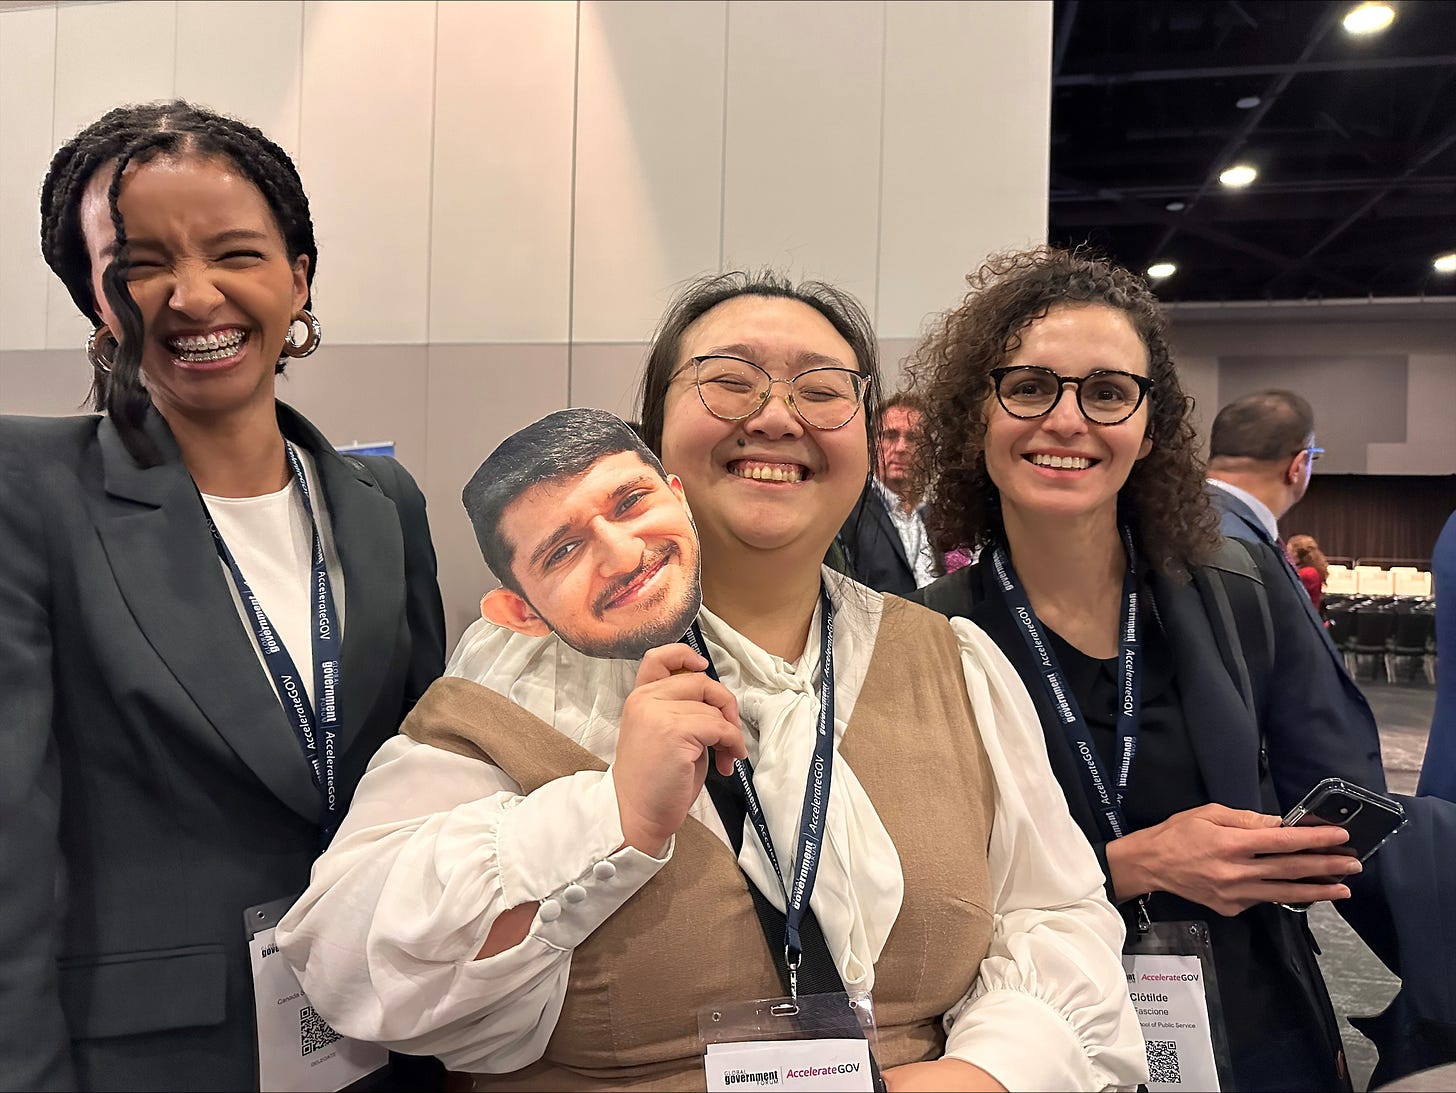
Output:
[86, 326, 117, 374]
[282, 310, 322, 358]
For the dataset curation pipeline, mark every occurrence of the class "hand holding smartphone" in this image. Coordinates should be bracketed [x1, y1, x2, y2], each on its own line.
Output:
[1276, 777, 1407, 911]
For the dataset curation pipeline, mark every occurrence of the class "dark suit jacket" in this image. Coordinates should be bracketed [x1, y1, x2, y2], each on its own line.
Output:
[838, 486, 936, 596]
[0, 404, 445, 1092]
[1207, 484, 1370, 708]
[911, 543, 1388, 1087]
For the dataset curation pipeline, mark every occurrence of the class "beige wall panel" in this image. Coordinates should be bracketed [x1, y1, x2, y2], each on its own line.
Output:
[430, 1, 576, 344]
[0, 7, 57, 352]
[878, 338, 919, 396]
[569, 342, 648, 419]
[277, 344, 430, 477]
[299, 1, 434, 345]
[176, 1, 304, 155]
[0, 348, 90, 416]
[1175, 354, 1221, 451]
[1367, 354, 1456, 474]
[571, 0, 727, 343]
[46, 1, 178, 350]
[878, 1, 1052, 338]
[720, 1, 883, 311]
[427, 343, 571, 645]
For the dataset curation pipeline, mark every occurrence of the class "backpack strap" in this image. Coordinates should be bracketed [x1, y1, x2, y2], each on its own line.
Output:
[1195, 538, 1274, 717]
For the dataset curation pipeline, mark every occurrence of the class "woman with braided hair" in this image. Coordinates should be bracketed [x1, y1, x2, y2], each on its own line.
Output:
[0, 101, 445, 1091]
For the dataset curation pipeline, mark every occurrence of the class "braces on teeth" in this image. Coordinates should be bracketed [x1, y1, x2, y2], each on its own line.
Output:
[171, 331, 245, 361]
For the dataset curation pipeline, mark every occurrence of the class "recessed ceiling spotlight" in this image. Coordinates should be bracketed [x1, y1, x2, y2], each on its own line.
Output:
[1219, 164, 1258, 188]
[1343, 2, 1395, 35]
[1435, 253, 1456, 274]
[1236, 95, 1261, 110]
[1165, 200, 1187, 212]
[1147, 262, 1177, 280]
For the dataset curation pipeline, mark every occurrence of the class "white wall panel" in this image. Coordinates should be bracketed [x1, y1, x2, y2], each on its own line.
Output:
[299, 0, 434, 344]
[721, 0, 883, 313]
[46, 1, 177, 349]
[176, 1, 304, 157]
[0, 6, 57, 353]
[878, 1, 1052, 339]
[572, 0, 727, 343]
[429, 0, 576, 343]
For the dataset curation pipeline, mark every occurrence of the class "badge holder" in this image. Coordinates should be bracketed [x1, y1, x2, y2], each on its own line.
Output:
[246, 896, 388, 1093]
[698, 990, 883, 1092]
[1122, 900, 1235, 1092]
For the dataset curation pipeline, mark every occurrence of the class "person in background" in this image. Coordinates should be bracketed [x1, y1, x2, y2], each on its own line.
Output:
[1205, 389, 1321, 555]
[1419, 510, 1456, 803]
[839, 393, 942, 594]
[1286, 533, 1329, 613]
[1207, 391, 1370, 712]
[0, 101, 445, 1092]
[278, 271, 1147, 1092]
[908, 247, 1388, 1092]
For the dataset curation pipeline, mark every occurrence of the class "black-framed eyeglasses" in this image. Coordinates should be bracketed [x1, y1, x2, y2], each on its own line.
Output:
[989, 366, 1153, 425]
[684, 355, 870, 431]
[1293, 446, 1325, 462]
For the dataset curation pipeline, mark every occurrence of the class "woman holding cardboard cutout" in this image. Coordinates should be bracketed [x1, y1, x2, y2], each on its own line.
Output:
[280, 274, 1146, 1091]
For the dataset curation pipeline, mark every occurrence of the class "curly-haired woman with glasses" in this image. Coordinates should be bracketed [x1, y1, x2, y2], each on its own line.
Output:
[909, 247, 1390, 1092]
[279, 271, 1147, 1091]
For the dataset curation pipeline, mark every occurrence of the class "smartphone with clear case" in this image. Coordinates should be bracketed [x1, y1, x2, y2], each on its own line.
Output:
[1276, 777, 1407, 911]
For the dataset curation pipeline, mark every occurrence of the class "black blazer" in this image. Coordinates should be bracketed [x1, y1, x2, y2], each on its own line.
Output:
[911, 545, 1388, 1087]
[0, 404, 445, 1092]
[839, 486, 937, 596]
[1207, 485, 1370, 712]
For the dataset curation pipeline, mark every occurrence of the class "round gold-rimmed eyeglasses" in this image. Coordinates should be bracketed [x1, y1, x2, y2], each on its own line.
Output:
[684, 354, 870, 431]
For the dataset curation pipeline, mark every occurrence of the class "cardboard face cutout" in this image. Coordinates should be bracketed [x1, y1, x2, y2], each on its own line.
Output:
[463, 408, 702, 661]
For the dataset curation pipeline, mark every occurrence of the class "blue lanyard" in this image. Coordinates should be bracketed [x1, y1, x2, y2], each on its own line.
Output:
[682, 585, 835, 998]
[991, 529, 1142, 842]
[203, 443, 343, 848]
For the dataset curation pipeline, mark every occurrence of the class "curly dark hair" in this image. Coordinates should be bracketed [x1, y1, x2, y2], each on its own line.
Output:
[40, 100, 318, 466]
[907, 246, 1220, 576]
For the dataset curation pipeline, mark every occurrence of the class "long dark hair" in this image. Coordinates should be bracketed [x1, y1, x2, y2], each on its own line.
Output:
[40, 101, 318, 465]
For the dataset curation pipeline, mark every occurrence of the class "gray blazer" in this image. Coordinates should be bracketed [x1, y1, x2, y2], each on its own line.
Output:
[0, 403, 445, 1092]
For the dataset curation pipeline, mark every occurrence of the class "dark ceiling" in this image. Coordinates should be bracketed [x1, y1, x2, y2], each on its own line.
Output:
[1048, 0, 1456, 303]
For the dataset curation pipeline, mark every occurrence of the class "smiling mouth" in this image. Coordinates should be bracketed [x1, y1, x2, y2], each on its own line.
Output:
[728, 459, 809, 483]
[1025, 453, 1097, 471]
[597, 545, 677, 614]
[166, 328, 248, 364]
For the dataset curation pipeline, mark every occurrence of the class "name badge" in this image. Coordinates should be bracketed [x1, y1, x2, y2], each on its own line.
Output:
[1122, 917, 1232, 1091]
[699, 991, 881, 1093]
[246, 897, 387, 1092]
[705, 1038, 872, 1091]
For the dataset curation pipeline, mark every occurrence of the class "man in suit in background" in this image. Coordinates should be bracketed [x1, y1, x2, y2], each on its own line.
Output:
[839, 393, 940, 594]
[1206, 388, 1321, 553]
[1206, 389, 1360, 680]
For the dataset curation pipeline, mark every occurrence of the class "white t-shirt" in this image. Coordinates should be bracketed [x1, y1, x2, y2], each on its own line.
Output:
[202, 447, 346, 708]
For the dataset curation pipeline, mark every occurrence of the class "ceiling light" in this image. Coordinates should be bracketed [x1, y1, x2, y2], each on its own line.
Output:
[1147, 262, 1177, 280]
[1343, 2, 1395, 35]
[1165, 200, 1187, 212]
[1435, 253, 1456, 274]
[1235, 95, 1261, 110]
[1219, 164, 1258, 188]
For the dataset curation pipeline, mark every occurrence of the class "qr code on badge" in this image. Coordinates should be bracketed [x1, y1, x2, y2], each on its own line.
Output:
[1146, 1039, 1181, 1084]
[299, 1004, 342, 1057]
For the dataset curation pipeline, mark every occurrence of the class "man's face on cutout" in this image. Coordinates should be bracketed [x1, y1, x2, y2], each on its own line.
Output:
[484, 450, 701, 659]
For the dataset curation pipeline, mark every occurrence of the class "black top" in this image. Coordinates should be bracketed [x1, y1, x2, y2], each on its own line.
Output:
[1046, 605, 1303, 1084]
